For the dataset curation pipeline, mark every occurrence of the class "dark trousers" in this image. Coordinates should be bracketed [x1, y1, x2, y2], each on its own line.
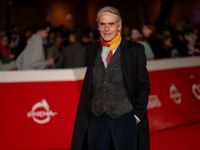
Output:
[87, 111, 137, 150]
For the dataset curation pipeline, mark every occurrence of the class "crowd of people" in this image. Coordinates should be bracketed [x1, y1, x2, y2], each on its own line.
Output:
[0, 22, 199, 70]
[125, 23, 200, 59]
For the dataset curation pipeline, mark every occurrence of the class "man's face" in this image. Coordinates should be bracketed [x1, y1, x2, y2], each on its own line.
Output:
[38, 30, 48, 40]
[98, 12, 121, 42]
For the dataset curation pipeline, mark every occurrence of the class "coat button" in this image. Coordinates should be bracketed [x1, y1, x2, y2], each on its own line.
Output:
[84, 112, 88, 115]
[85, 97, 88, 101]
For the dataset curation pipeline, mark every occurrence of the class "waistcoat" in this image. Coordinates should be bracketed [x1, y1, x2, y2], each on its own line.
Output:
[90, 46, 133, 119]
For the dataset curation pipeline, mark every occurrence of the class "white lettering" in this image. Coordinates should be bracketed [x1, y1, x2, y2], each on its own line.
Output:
[169, 84, 182, 104]
[147, 95, 161, 109]
[192, 84, 200, 100]
[27, 99, 58, 124]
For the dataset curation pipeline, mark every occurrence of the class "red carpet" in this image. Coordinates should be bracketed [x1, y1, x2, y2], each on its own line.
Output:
[150, 122, 200, 150]
[40, 122, 200, 150]
[20, 122, 200, 150]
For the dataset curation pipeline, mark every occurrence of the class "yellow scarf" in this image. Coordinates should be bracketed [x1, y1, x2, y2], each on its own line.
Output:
[102, 31, 121, 51]
[101, 31, 121, 68]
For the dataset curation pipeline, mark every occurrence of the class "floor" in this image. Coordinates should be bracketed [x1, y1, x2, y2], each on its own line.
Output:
[33, 122, 200, 150]
[150, 122, 200, 150]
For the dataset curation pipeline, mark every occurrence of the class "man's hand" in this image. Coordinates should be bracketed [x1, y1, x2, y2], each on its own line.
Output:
[48, 58, 54, 66]
[135, 117, 140, 124]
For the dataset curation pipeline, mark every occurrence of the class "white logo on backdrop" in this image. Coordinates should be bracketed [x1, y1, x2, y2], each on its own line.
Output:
[147, 95, 161, 109]
[192, 84, 200, 100]
[170, 84, 182, 104]
[27, 99, 58, 124]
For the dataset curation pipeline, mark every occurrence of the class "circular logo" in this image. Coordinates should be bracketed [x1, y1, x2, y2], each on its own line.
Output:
[192, 84, 200, 100]
[27, 99, 58, 124]
[170, 84, 182, 104]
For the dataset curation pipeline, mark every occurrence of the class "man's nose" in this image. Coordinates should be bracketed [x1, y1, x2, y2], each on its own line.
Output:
[105, 24, 109, 31]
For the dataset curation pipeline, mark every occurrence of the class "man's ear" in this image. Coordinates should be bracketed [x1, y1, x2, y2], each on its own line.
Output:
[117, 21, 122, 31]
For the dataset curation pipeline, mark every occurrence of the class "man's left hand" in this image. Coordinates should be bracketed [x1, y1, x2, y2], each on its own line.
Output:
[135, 117, 140, 124]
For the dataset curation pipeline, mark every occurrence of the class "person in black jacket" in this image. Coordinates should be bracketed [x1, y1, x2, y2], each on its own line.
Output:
[71, 6, 150, 150]
[160, 31, 173, 58]
[56, 28, 86, 68]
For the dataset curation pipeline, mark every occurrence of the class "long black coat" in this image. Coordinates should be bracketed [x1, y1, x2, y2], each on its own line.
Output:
[71, 38, 151, 150]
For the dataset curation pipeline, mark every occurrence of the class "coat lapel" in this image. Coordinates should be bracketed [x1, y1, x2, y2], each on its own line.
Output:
[120, 38, 133, 87]
[107, 46, 120, 70]
[120, 38, 137, 104]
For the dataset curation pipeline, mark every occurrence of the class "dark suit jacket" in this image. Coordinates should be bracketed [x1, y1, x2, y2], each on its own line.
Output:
[71, 38, 151, 150]
[56, 41, 86, 68]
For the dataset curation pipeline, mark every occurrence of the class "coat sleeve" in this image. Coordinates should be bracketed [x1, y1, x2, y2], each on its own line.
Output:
[16, 50, 24, 70]
[134, 45, 151, 121]
[30, 44, 49, 69]
[71, 45, 93, 150]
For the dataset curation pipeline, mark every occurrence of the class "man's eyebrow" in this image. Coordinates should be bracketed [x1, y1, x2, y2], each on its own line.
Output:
[99, 22, 115, 24]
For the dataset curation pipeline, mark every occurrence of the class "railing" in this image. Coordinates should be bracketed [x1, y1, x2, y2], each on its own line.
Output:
[0, 56, 200, 150]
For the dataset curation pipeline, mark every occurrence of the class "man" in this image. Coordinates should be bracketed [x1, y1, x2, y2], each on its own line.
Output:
[56, 28, 86, 68]
[71, 6, 150, 150]
[16, 26, 54, 70]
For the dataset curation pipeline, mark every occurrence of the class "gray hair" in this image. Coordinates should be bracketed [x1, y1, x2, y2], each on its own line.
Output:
[97, 6, 122, 27]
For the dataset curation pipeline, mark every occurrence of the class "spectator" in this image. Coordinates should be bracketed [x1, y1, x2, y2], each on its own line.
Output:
[7, 24, 20, 38]
[160, 31, 174, 58]
[56, 28, 86, 68]
[19, 27, 33, 52]
[46, 36, 63, 66]
[82, 30, 94, 46]
[131, 28, 155, 60]
[46, 29, 56, 47]
[193, 25, 200, 47]
[9, 32, 24, 59]
[178, 30, 193, 57]
[171, 30, 185, 56]
[142, 23, 163, 59]
[187, 33, 200, 56]
[0, 35, 15, 63]
[24, 27, 33, 39]
[16, 25, 54, 70]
